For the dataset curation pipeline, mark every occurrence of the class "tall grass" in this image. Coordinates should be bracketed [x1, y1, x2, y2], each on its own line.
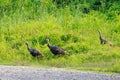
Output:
[0, 0, 120, 73]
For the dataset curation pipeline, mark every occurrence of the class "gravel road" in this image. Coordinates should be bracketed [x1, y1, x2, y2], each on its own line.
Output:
[0, 65, 120, 80]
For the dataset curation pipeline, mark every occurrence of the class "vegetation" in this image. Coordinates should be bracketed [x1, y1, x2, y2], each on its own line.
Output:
[0, 0, 120, 73]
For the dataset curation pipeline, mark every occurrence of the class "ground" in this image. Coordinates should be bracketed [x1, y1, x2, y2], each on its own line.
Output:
[0, 65, 120, 80]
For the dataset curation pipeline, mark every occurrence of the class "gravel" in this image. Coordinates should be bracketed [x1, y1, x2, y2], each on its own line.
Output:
[0, 65, 120, 80]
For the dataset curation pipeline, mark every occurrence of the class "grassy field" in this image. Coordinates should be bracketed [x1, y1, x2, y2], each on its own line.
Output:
[0, 0, 120, 73]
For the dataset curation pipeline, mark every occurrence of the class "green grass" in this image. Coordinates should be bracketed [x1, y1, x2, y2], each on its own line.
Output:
[0, 0, 120, 73]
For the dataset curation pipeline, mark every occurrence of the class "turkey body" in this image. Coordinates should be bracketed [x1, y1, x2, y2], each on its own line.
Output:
[98, 30, 107, 44]
[28, 48, 44, 57]
[46, 38, 69, 55]
[48, 45, 68, 55]
[25, 42, 44, 57]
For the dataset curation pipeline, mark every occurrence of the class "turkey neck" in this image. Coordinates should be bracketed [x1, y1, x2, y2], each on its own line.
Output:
[98, 31, 102, 39]
[26, 44, 30, 51]
[47, 41, 51, 48]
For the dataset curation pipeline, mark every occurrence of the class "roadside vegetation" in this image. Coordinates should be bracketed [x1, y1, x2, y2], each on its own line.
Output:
[0, 0, 120, 73]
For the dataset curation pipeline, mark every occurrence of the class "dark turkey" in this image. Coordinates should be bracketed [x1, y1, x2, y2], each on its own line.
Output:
[98, 30, 107, 44]
[98, 30, 113, 46]
[25, 42, 44, 57]
[46, 38, 69, 55]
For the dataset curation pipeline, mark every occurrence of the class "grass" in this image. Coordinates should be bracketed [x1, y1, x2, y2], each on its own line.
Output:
[0, 0, 120, 73]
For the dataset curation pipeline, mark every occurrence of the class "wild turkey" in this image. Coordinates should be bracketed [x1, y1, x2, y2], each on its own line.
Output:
[98, 30, 113, 46]
[98, 30, 107, 44]
[25, 42, 44, 57]
[46, 38, 69, 55]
